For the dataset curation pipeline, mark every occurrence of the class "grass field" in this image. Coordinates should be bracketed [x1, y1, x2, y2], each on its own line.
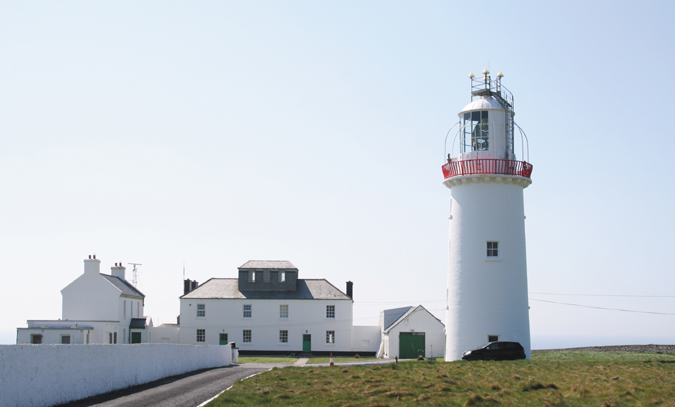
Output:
[307, 356, 381, 364]
[238, 356, 298, 364]
[211, 351, 675, 406]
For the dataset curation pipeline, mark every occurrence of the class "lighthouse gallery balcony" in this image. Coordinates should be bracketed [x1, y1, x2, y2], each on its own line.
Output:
[442, 158, 533, 180]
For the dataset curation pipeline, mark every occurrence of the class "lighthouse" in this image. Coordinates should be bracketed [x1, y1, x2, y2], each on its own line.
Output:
[442, 69, 533, 361]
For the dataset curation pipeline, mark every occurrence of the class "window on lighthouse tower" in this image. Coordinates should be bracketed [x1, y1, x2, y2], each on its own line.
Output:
[462, 111, 490, 152]
[487, 241, 499, 257]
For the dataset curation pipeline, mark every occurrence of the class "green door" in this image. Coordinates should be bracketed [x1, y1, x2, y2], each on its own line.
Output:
[399, 332, 425, 359]
[219, 333, 228, 345]
[303, 334, 311, 352]
[131, 332, 142, 344]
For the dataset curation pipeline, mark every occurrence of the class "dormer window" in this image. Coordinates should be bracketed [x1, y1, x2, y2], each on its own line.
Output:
[248, 270, 255, 283]
[263, 270, 270, 283]
[279, 271, 286, 283]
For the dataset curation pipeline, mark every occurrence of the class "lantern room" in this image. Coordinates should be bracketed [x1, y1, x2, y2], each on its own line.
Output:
[443, 69, 532, 180]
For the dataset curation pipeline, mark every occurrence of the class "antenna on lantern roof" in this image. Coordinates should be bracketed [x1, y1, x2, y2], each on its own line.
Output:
[468, 72, 475, 79]
[497, 71, 504, 78]
[482, 68, 490, 75]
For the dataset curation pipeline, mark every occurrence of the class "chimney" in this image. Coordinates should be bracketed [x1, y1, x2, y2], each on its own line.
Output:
[183, 279, 191, 295]
[84, 256, 101, 275]
[191, 280, 199, 291]
[111, 263, 126, 280]
[346, 281, 353, 299]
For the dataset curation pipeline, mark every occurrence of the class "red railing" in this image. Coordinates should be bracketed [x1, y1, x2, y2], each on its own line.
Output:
[442, 159, 533, 179]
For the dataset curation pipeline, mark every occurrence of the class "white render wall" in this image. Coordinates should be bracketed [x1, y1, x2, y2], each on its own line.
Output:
[61, 271, 122, 321]
[445, 178, 531, 361]
[350, 325, 381, 353]
[0, 344, 232, 407]
[151, 325, 181, 343]
[18, 320, 123, 345]
[382, 308, 445, 360]
[179, 298, 353, 352]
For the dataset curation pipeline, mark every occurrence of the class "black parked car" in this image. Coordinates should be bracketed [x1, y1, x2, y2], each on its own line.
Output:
[462, 341, 526, 361]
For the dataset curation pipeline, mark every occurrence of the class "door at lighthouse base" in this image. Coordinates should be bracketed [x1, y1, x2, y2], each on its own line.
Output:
[399, 332, 425, 359]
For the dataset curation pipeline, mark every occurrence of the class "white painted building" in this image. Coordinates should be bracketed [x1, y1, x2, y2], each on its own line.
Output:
[17, 255, 151, 345]
[442, 70, 533, 360]
[180, 260, 380, 354]
[377, 305, 445, 360]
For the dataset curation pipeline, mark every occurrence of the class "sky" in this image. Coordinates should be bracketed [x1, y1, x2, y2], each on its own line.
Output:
[1, 1, 674, 349]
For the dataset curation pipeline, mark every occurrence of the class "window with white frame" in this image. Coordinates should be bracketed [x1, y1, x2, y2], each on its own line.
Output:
[326, 305, 335, 319]
[31, 334, 42, 344]
[279, 271, 286, 283]
[280, 304, 288, 318]
[197, 304, 205, 317]
[243, 329, 252, 343]
[487, 241, 499, 257]
[248, 270, 255, 282]
[279, 330, 288, 343]
[109, 333, 113, 344]
[61, 335, 71, 344]
[243, 304, 252, 318]
[263, 270, 270, 283]
[196, 329, 205, 342]
[326, 330, 335, 344]
[124, 300, 127, 318]
[114, 332, 117, 344]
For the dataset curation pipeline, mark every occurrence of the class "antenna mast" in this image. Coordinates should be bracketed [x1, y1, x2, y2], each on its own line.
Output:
[128, 263, 142, 287]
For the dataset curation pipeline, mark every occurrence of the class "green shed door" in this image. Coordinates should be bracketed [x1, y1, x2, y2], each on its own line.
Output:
[303, 334, 311, 352]
[219, 333, 228, 345]
[131, 332, 142, 344]
[399, 332, 425, 359]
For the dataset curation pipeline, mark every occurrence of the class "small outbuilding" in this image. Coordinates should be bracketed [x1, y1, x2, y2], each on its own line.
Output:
[377, 305, 444, 360]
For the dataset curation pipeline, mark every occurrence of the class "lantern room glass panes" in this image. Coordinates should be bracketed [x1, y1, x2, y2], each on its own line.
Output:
[462, 110, 489, 152]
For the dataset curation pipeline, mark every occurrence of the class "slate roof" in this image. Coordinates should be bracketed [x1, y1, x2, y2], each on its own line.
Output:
[102, 274, 145, 298]
[130, 318, 149, 329]
[382, 306, 413, 331]
[238, 260, 297, 270]
[181, 278, 351, 300]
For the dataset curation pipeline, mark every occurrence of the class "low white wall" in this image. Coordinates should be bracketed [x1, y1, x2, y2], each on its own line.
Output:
[0, 344, 232, 407]
[350, 325, 381, 353]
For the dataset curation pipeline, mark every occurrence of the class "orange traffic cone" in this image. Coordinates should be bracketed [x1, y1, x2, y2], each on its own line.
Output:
[330, 353, 334, 366]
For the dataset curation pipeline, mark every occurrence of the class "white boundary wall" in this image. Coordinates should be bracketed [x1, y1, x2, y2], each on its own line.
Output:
[0, 344, 232, 407]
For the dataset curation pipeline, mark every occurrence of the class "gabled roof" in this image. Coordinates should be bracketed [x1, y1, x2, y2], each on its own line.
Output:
[382, 306, 413, 330]
[181, 278, 351, 300]
[383, 305, 444, 334]
[238, 260, 297, 270]
[102, 274, 145, 298]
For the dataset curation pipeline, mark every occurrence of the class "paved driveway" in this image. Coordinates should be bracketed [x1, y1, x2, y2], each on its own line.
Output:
[58, 365, 267, 407]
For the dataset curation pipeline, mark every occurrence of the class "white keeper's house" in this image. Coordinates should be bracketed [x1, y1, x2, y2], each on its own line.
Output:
[17, 255, 152, 345]
[179, 260, 380, 355]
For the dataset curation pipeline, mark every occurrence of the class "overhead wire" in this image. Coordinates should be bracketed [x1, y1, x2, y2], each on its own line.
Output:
[529, 298, 675, 316]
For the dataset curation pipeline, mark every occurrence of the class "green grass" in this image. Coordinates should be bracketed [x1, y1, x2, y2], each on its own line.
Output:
[210, 351, 675, 406]
[237, 356, 298, 364]
[306, 356, 380, 364]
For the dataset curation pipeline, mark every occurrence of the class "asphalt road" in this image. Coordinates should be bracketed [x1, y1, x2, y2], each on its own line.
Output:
[58, 365, 270, 407]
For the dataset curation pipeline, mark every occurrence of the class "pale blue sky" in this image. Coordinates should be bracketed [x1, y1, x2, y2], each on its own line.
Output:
[1, 1, 673, 348]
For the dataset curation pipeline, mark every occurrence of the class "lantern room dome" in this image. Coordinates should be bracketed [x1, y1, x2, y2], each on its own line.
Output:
[458, 97, 509, 116]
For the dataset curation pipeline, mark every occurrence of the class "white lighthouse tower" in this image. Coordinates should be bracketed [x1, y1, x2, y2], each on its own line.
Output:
[443, 69, 533, 361]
